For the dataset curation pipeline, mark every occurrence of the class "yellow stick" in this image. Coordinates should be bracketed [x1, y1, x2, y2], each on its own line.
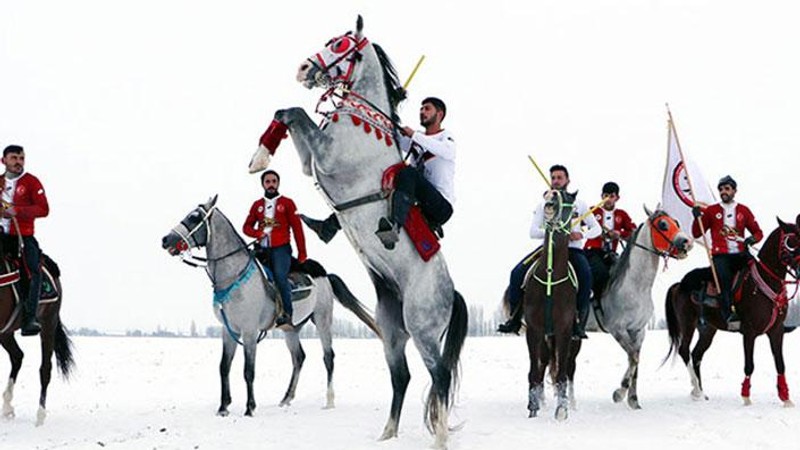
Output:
[403, 55, 426, 90]
[572, 199, 606, 227]
[527, 155, 552, 188]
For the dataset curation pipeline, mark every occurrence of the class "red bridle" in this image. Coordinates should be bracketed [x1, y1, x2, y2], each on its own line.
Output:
[309, 32, 369, 87]
[648, 211, 685, 258]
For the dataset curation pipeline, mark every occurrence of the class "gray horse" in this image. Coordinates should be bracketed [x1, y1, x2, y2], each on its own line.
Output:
[593, 206, 692, 408]
[161, 195, 381, 416]
[249, 16, 467, 448]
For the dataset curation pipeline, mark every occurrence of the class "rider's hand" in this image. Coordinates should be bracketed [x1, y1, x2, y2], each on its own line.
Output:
[607, 230, 620, 240]
[298, 251, 308, 263]
[2, 207, 15, 218]
[400, 126, 414, 137]
[691, 206, 703, 219]
[569, 231, 583, 241]
[744, 236, 756, 247]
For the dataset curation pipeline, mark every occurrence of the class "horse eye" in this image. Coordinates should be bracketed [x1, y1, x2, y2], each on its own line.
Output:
[658, 220, 669, 231]
[332, 38, 350, 53]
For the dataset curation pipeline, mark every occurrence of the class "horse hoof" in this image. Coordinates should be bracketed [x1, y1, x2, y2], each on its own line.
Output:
[555, 406, 568, 421]
[783, 399, 795, 408]
[216, 409, 229, 417]
[35, 407, 46, 427]
[528, 409, 538, 418]
[742, 397, 752, 406]
[322, 403, 335, 410]
[378, 430, 397, 441]
[279, 399, 291, 408]
[627, 397, 641, 410]
[613, 388, 626, 403]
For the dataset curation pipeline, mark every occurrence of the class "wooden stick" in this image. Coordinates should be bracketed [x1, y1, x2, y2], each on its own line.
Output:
[403, 55, 426, 90]
[527, 155, 552, 189]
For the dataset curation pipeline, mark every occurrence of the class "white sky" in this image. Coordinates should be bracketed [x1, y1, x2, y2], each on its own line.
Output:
[2, 0, 799, 332]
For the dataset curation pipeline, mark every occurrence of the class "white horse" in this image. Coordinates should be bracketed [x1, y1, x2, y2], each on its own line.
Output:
[249, 16, 467, 448]
[161, 196, 381, 416]
[593, 206, 692, 408]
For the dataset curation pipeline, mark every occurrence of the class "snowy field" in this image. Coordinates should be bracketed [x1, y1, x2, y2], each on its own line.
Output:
[1, 330, 798, 450]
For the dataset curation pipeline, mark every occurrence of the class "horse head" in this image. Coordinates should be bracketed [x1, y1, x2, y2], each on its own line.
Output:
[776, 215, 800, 277]
[296, 15, 368, 90]
[161, 195, 218, 256]
[643, 205, 693, 259]
[543, 189, 577, 233]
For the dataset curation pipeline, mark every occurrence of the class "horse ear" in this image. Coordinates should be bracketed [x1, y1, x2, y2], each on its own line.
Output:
[643, 204, 653, 217]
[356, 15, 364, 36]
[207, 194, 218, 208]
[796, 213, 800, 229]
[777, 216, 792, 232]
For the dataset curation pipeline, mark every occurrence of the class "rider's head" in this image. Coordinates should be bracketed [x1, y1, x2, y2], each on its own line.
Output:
[549, 164, 570, 190]
[261, 170, 281, 198]
[2, 145, 25, 176]
[717, 175, 737, 204]
[601, 181, 620, 210]
[420, 97, 446, 128]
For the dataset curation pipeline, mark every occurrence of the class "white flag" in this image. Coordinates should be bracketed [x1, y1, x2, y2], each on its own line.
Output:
[660, 118, 716, 236]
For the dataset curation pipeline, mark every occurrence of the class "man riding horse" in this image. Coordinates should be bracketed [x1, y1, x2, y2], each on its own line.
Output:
[691, 175, 763, 329]
[0, 144, 49, 336]
[301, 97, 455, 249]
[498, 164, 601, 338]
[584, 181, 636, 302]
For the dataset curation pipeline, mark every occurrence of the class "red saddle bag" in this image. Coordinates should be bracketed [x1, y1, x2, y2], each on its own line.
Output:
[382, 164, 441, 262]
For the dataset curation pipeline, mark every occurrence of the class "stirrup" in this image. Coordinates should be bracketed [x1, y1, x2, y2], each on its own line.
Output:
[21, 319, 41, 336]
[375, 218, 399, 250]
[497, 319, 522, 334]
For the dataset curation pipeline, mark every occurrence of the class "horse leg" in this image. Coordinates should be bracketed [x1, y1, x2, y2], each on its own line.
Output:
[279, 330, 306, 407]
[526, 328, 547, 418]
[741, 333, 756, 406]
[243, 336, 258, 416]
[316, 322, 335, 409]
[554, 332, 571, 421]
[688, 326, 716, 400]
[217, 332, 237, 416]
[274, 108, 332, 176]
[567, 339, 582, 410]
[375, 299, 410, 441]
[0, 335, 23, 419]
[623, 328, 645, 410]
[767, 328, 793, 407]
[610, 330, 635, 404]
[35, 321, 56, 426]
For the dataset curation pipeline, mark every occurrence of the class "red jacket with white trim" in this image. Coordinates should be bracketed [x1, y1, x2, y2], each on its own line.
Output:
[5, 173, 49, 237]
[692, 203, 763, 255]
[243, 196, 307, 261]
[584, 207, 635, 252]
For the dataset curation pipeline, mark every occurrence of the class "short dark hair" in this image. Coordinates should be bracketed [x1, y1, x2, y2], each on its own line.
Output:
[602, 182, 620, 195]
[3, 145, 24, 157]
[422, 97, 446, 119]
[549, 164, 569, 178]
[260, 170, 280, 184]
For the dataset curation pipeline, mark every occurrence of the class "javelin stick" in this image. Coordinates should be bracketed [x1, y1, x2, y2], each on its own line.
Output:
[527, 155, 552, 189]
[572, 198, 606, 227]
[403, 55, 426, 90]
[667, 105, 721, 294]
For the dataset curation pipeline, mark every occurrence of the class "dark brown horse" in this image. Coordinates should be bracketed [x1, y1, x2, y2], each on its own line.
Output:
[525, 190, 582, 420]
[664, 214, 800, 406]
[0, 254, 74, 425]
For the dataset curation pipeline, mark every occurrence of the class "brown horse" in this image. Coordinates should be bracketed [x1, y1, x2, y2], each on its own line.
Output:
[0, 253, 74, 425]
[525, 190, 582, 420]
[664, 214, 800, 406]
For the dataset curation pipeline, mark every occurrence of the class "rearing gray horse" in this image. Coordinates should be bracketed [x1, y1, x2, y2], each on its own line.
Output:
[248, 16, 467, 448]
[161, 196, 381, 416]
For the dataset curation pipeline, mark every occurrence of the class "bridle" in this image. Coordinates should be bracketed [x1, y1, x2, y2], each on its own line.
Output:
[308, 32, 369, 89]
[533, 191, 578, 295]
[170, 205, 251, 268]
[633, 211, 686, 261]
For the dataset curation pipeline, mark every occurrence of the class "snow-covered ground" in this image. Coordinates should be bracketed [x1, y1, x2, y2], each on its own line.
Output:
[1, 331, 798, 449]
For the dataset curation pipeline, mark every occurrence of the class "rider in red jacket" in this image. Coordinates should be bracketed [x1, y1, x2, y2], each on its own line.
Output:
[1, 145, 50, 336]
[243, 170, 307, 326]
[691, 175, 763, 328]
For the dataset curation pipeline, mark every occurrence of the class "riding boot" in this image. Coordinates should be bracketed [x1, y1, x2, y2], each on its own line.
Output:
[573, 303, 590, 340]
[375, 191, 414, 250]
[497, 306, 523, 334]
[20, 296, 41, 337]
[300, 214, 340, 244]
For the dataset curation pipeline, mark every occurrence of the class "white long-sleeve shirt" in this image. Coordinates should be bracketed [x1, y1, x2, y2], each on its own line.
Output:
[529, 196, 601, 249]
[397, 129, 456, 205]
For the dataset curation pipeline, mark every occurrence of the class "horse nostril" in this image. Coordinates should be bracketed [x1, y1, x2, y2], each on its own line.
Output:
[300, 63, 310, 71]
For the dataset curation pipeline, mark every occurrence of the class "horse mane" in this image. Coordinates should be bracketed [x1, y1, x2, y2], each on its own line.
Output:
[609, 223, 642, 282]
[372, 43, 406, 123]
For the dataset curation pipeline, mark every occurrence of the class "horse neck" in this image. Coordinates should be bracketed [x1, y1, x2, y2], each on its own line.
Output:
[349, 46, 393, 116]
[617, 224, 659, 284]
[756, 228, 787, 282]
[539, 229, 570, 276]
[206, 211, 250, 281]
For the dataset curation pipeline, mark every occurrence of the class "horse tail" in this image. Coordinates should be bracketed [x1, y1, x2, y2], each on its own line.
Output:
[327, 273, 383, 339]
[662, 283, 681, 367]
[442, 290, 468, 393]
[54, 320, 75, 379]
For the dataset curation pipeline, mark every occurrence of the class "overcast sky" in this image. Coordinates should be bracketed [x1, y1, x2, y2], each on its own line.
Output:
[2, 0, 799, 333]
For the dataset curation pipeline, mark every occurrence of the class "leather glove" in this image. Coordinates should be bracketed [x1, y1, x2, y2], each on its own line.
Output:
[691, 206, 703, 219]
[743, 236, 756, 247]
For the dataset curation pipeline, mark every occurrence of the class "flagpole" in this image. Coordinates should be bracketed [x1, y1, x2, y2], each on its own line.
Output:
[666, 104, 721, 294]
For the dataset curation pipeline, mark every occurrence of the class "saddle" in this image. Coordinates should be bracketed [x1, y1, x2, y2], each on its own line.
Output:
[382, 163, 441, 262]
[254, 255, 320, 303]
[683, 267, 747, 308]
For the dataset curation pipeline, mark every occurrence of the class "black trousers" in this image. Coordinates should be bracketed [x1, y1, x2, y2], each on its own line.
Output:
[712, 253, 749, 309]
[395, 166, 453, 226]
